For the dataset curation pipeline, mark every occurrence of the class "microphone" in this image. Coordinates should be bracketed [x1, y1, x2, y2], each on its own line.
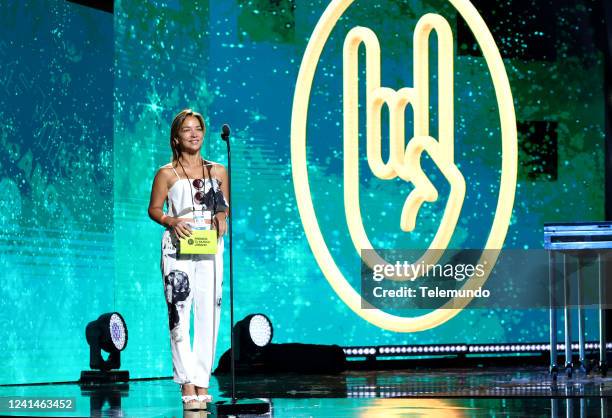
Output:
[221, 124, 231, 142]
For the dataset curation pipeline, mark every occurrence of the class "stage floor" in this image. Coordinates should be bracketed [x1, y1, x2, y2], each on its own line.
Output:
[1, 367, 611, 417]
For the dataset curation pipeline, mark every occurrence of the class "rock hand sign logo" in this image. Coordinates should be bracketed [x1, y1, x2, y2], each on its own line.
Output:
[291, 0, 517, 332]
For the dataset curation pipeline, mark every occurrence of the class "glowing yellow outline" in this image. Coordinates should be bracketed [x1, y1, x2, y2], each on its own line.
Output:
[291, 0, 517, 332]
[343, 16, 465, 275]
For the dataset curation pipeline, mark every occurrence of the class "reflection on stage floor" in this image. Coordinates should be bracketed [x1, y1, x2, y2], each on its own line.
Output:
[1, 367, 612, 417]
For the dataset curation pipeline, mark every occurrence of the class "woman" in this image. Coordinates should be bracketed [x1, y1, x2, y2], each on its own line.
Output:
[148, 108, 229, 410]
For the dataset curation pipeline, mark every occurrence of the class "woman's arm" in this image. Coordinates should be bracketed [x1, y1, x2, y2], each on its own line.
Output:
[213, 164, 230, 237]
[148, 169, 172, 226]
[216, 164, 230, 216]
[148, 168, 193, 238]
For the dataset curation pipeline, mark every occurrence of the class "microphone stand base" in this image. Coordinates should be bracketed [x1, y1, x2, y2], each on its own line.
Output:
[212, 398, 270, 415]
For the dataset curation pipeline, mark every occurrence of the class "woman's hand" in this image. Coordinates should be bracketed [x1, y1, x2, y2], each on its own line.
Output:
[213, 212, 227, 237]
[167, 217, 194, 239]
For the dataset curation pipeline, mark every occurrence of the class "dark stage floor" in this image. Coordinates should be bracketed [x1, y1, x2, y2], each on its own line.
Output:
[1, 367, 612, 417]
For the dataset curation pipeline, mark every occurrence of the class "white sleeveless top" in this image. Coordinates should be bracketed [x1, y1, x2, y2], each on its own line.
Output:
[165, 164, 227, 218]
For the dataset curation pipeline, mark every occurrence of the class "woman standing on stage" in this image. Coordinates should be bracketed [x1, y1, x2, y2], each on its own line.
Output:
[148, 108, 229, 411]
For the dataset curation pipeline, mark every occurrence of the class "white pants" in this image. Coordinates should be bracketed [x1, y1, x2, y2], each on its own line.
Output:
[160, 230, 224, 388]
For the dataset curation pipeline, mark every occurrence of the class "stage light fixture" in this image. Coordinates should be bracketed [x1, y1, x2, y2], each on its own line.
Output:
[248, 314, 273, 347]
[86, 312, 128, 370]
[217, 313, 346, 379]
[342, 341, 612, 361]
[235, 313, 272, 359]
[80, 312, 129, 384]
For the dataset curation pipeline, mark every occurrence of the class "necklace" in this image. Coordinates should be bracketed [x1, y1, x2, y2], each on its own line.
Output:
[177, 156, 207, 215]
[177, 156, 217, 215]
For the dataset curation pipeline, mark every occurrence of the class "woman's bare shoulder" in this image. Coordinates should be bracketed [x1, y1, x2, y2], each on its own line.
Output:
[205, 160, 226, 176]
[203, 159, 223, 167]
[154, 163, 177, 183]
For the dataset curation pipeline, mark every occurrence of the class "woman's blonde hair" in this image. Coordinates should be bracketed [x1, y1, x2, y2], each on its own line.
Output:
[169, 108, 206, 165]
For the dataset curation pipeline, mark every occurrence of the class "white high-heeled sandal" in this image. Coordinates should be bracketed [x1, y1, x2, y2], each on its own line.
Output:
[181, 394, 200, 411]
[197, 394, 213, 404]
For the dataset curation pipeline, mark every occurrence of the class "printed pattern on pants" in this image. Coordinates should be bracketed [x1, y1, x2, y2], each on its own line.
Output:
[160, 229, 224, 388]
[164, 270, 191, 335]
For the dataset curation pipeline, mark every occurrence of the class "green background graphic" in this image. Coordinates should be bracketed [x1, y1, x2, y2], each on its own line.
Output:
[0, 0, 606, 384]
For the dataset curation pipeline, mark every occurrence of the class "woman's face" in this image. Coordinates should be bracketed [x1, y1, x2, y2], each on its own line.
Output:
[176, 115, 204, 153]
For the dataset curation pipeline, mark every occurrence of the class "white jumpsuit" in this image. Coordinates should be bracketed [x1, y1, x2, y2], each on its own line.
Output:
[160, 165, 226, 388]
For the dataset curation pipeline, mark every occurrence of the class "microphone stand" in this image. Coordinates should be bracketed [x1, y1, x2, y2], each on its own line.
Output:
[214, 124, 270, 416]
[222, 125, 236, 403]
